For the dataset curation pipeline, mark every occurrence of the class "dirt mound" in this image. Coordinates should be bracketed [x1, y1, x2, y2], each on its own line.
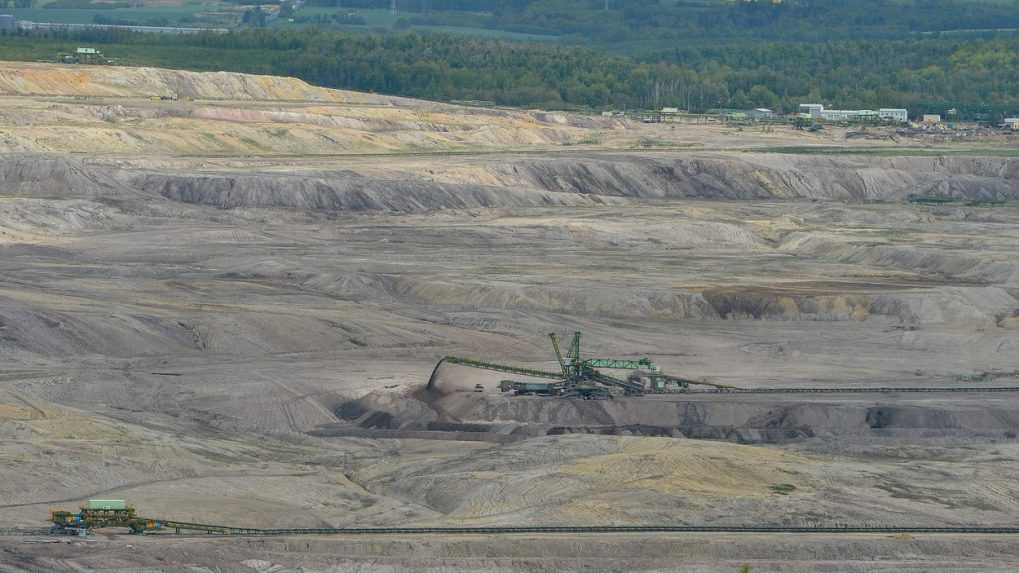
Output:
[473, 153, 1019, 202]
[5, 150, 1019, 216]
[0, 199, 124, 243]
[430, 152, 1019, 203]
[350, 434, 818, 525]
[333, 387, 1019, 444]
[783, 235, 1019, 287]
[129, 171, 618, 212]
[702, 286, 1018, 323]
[0, 154, 126, 198]
[309, 273, 1011, 323]
[0, 61, 386, 102]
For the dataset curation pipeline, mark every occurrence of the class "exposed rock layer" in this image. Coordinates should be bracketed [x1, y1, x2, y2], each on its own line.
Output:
[3, 152, 1018, 211]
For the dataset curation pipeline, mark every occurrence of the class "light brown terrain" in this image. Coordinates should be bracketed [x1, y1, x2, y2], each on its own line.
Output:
[0, 61, 1018, 572]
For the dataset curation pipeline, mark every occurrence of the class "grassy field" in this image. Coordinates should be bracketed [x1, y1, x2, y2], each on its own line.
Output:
[7, 2, 556, 40]
[8, 3, 224, 25]
[273, 7, 557, 40]
[0, 34, 280, 73]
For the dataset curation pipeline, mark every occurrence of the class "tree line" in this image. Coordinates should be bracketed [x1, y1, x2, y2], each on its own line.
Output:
[3, 27, 1019, 119]
[201, 0, 1019, 45]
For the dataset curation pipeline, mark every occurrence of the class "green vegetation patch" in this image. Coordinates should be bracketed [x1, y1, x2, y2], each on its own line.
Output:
[10, 4, 215, 25]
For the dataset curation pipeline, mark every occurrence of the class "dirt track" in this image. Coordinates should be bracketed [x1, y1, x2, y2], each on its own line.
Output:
[1, 62, 1019, 572]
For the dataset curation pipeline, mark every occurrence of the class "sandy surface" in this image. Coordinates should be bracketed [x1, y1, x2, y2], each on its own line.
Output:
[0, 62, 1018, 571]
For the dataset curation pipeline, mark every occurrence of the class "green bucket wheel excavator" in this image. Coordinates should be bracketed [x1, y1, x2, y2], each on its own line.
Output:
[431, 332, 721, 397]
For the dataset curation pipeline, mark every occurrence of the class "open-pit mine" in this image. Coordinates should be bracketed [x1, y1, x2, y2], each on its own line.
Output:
[1, 61, 1018, 572]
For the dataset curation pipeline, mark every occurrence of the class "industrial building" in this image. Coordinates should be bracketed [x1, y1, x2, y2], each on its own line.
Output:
[0, 14, 16, 31]
[799, 103, 824, 117]
[878, 108, 908, 123]
[706, 108, 775, 122]
[799, 103, 908, 124]
[823, 109, 879, 122]
[59, 47, 110, 65]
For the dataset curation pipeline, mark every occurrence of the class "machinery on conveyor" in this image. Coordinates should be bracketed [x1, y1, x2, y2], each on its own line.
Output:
[49, 500, 262, 536]
[51, 500, 141, 536]
[433, 332, 726, 398]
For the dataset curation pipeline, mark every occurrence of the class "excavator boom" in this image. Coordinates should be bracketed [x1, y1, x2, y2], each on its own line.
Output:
[438, 356, 563, 380]
[548, 333, 570, 378]
[430, 332, 709, 397]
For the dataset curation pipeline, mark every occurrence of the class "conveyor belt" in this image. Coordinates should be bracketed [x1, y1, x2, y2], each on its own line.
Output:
[437, 357, 563, 380]
[107, 524, 1019, 536]
[29, 517, 1019, 538]
[673, 386, 1019, 394]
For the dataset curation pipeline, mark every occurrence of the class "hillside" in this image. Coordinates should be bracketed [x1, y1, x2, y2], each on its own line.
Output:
[0, 61, 390, 102]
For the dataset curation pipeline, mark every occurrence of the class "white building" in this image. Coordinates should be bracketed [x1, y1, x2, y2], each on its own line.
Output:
[821, 109, 878, 122]
[800, 103, 907, 123]
[800, 103, 824, 117]
[878, 108, 908, 123]
[1004, 118, 1019, 130]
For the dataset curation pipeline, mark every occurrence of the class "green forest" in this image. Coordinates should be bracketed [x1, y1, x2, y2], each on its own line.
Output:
[442, 0, 1019, 46]
[284, 0, 1019, 45]
[2, 0, 1019, 118]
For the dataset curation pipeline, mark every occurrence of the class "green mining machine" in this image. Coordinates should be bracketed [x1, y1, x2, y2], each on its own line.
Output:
[50, 500, 263, 536]
[433, 332, 713, 398]
[50, 500, 156, 536]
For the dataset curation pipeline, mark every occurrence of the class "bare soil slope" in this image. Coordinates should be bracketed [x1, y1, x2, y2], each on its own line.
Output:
[0, 61, 389, 102]
[1, 62, 1018, 572]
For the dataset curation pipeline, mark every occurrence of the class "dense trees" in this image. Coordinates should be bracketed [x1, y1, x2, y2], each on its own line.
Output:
[486, 0, 1019, 44]
[4, 22, 1019, 119]
[253, 0, 1019, 45]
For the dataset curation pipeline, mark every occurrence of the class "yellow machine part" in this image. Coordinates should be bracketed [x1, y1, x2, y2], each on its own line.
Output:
[50, 511, 76, 525]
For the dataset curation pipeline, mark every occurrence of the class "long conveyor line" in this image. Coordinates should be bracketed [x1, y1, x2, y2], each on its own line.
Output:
[670, 386, 1019, 394]
[18, 525, 1019, 537]
[194, 525, 1019, 536]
